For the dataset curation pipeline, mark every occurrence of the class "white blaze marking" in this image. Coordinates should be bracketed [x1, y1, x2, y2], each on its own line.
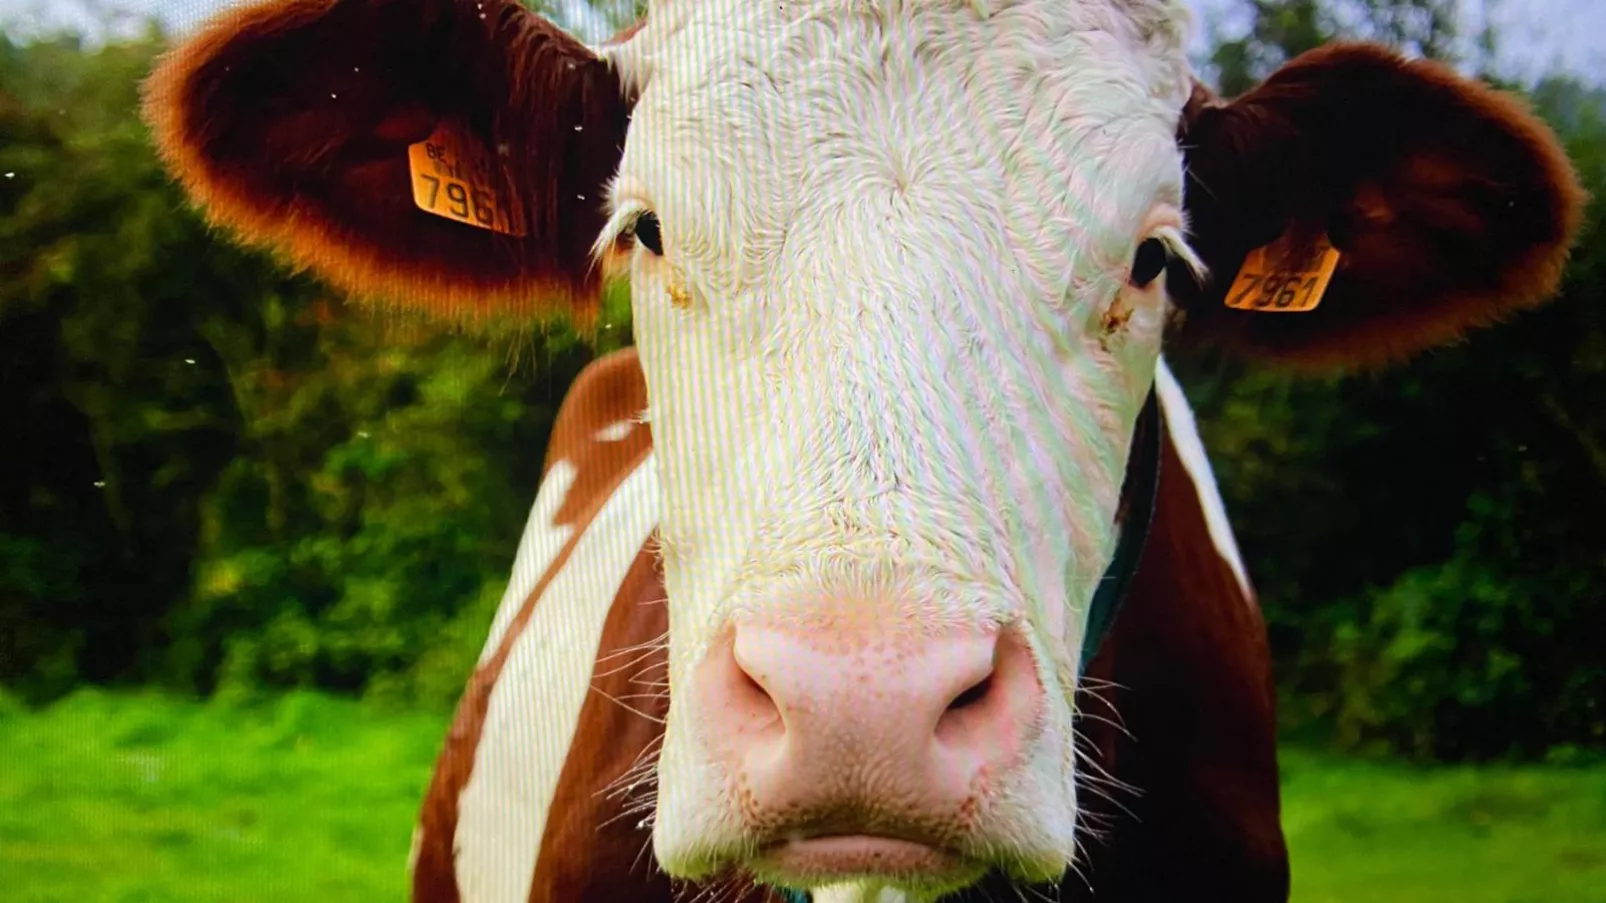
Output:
[453, 453, 660, 903]
[593, 421, 635, 442]
[478, 461, 578, 664]
[1154, 358, 1253, 598]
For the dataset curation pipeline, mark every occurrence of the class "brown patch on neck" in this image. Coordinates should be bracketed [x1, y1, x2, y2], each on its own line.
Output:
[525, 542, 804, 902]
[1065, 428, 1288, 901]
[411, 443, 652, 901]
[526, 546, 673, 899]
[916, 425, 1288, 903]
[411, 351, 653, 901]
[542, 349, 652, 526]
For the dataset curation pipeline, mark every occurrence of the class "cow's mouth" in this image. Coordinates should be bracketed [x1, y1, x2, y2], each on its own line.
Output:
[752, 834, 987, 890]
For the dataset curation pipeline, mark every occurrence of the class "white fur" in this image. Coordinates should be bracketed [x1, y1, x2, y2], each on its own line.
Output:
[1155, 359, 1253, 598]
[477, 461, 578, 664]
[453, 454, 660, 903]
[595, 0, 1201, 894]
[593, 420, 637, 442]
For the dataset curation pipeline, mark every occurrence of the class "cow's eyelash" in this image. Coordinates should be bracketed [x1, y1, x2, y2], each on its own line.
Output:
[1146, 225, 1205, 284]
[593, 198, 656, 261]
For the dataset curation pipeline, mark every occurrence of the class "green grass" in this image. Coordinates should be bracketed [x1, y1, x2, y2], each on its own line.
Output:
[2, 690, 1603, 902]
[0, 689, 449, 902]
[1279, 748, 1606, 903]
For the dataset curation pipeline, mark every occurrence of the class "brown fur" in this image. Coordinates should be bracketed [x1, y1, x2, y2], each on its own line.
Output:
[141, 0, 631, 325]
[411, 350, 654, 902]
[541, 350, 653, 526]
[525, 543, 785, 903]
[1172, 43, 1587, 370]
[524, 544, 680, 902]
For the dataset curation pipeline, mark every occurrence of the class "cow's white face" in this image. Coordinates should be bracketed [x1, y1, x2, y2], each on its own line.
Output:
[597, 0, 1197, 892]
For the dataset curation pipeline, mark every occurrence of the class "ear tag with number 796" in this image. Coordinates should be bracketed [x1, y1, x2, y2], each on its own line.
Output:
[406, 124, 526, 237]
[1224, 232, 1342, 313]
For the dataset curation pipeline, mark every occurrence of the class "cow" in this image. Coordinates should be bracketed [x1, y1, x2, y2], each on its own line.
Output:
[140, 0, 1585, 901]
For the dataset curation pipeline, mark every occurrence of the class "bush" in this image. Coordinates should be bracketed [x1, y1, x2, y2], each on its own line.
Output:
[0, 28, 629, 708]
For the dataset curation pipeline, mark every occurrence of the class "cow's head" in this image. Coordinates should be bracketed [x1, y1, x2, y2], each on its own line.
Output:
[144, 0, 1582, 895]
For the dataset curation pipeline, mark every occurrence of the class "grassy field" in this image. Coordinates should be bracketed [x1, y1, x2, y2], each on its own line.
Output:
[1, 690, 1603, 902]
[1279, 749, 1606, 903]
[0, 690, 445, 902]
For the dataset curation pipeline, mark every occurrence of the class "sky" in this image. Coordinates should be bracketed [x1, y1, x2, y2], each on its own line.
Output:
[1, 0, 1603, 85]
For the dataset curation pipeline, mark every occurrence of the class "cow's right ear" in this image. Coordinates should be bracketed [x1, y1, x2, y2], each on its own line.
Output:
[142, 0, 634, 323]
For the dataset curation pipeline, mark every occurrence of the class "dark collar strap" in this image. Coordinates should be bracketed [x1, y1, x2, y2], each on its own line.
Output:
[1078, 384, 1164, 674]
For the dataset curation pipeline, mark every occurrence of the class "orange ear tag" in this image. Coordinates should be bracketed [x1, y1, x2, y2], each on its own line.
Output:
[1223, 232, 1342, 313]
[407, 123, 527, 236]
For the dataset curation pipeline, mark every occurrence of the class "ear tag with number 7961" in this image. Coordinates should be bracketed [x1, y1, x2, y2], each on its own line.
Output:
[406, 124, 527, 237]
[1224, 232, 1342, 313]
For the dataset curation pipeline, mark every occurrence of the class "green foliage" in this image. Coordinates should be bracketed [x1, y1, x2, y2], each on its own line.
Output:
[1, 30, 254, 699]
[0, 27, 632, 707]
[177, 315, 600, 709]
[1203, 0, 1473, 95]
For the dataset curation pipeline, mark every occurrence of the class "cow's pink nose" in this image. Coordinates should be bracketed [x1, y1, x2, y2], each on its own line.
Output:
[695, 619, 1044, 831]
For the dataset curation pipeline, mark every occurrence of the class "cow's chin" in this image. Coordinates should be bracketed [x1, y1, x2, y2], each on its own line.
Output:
[747, 835, 1077, 899]
[749, 836, 990, 898]
[651, 710, 1079, 896]
[663, 841, 1064, 903]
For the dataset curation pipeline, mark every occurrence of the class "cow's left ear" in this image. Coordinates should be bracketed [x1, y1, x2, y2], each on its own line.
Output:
[1170, 42, 1587, 369]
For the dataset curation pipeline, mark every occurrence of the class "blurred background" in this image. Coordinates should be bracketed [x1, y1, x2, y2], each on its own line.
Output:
[0, 0, 1602, 900]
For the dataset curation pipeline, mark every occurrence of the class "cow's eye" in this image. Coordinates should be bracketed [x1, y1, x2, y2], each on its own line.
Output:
[625, 210, 663, 256]
[1129, 237, 1168, 288]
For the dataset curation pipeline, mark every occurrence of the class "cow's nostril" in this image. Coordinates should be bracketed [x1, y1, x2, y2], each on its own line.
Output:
[735, 664, 774, 711]
[934, 630, 1040, 748]
[936, 668, 1001, 746]
[725, 633, 784, 733]
[946, 672, 994, 712]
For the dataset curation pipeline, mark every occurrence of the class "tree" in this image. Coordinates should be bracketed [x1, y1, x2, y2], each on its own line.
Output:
[1202, 0, 1474, 95]
[0, 25, 631, 706]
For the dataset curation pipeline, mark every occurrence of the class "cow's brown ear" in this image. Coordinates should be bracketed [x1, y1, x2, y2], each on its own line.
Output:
[1170, 43, 1587, 370]
[142, 0, 633, 323]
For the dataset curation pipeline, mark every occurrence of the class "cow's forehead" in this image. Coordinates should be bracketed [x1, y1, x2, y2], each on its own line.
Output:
[605, 0, 1197, 290]
[613, 0, 1196, 109]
